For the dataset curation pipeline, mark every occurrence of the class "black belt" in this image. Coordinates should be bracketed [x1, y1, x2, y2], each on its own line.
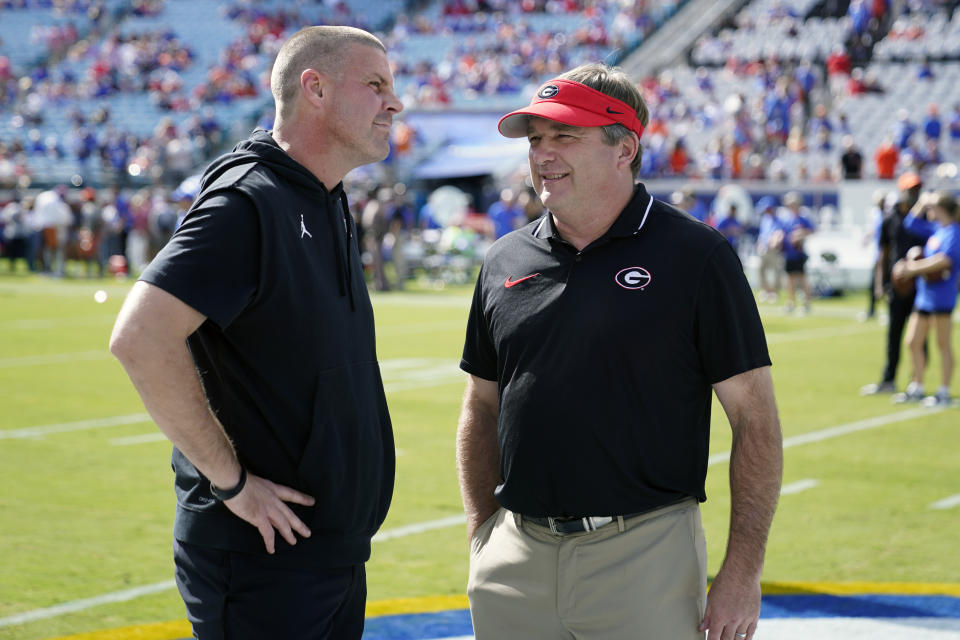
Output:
[522, 512, 645, 536]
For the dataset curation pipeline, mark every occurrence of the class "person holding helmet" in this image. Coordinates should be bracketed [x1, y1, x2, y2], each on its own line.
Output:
[891, 191, 960, 406]
[456, 62, 782, 640]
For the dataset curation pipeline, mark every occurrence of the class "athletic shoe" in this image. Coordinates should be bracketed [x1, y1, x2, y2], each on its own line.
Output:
[922, 390, 952, 408]
[892, 388, 925, 404]
[860, 381, 896, 396]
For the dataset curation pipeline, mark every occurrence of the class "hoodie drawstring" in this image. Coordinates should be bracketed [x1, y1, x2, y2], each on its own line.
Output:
[331, 191, 356, 311]
[340, 191, 357, 311]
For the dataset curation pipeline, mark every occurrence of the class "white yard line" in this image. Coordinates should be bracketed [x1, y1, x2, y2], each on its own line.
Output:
[707, 406, 944, 465]
[372, 515, 467, 542]
[109, 433, 169, 446]
[0, 350, 112, 368]
[765, 323, 874, 345]
[0, 581, 176, 628]
[780, 479, 820, 496]
[0, 315, 116, 330]
[0, 413, 152, 439]
[930, 494, 960, 510]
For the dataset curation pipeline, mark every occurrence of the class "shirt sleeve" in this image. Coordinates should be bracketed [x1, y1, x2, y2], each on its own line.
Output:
[695, 242, 772, 384]
[940, 225, 960, 262]
[139, 191, 259, 330]
[460, 265, 498, 381]
[903, 213, 936, 240]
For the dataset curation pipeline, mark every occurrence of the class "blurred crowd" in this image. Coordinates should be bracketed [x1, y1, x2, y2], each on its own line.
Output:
[2, 0, 960, 224]
[636, 0, 960, 182]
[0, 183, 189, 277]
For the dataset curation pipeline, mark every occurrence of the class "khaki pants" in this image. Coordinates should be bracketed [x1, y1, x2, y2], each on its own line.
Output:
[468, 500, 706, 640]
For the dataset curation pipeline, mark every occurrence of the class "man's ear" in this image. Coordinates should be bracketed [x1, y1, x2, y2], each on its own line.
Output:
[301, 69, 327, 107]
[618, 132, 639, 171]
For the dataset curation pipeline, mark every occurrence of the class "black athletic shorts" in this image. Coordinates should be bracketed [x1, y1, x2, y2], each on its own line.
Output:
[917, 308, 954, 317]
[785, 255, 807, 274]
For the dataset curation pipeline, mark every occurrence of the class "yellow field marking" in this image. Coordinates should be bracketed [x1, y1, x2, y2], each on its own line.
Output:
[48, 582, 960, 639]
[53, 620, 191, 640]
[366, 594, 470, 616]
[759, 580, 960, 597]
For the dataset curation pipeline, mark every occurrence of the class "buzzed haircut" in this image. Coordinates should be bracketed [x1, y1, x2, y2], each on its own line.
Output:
[560, 63, 649, 178]
[270, 26, 386, 119]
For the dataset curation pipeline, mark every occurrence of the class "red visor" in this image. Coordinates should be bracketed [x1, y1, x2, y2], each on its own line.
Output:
[498, 78, 645, 140]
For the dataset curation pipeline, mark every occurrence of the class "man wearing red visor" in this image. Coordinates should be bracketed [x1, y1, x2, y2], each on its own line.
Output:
[457, 63, 782, 640]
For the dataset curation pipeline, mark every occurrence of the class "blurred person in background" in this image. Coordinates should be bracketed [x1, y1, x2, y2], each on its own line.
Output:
[860, 189, 887, 321]
[716, 202, 744, 249]
[1, 193, 30, 271]
[33, 184, 73, 276]
[362, 186, 392, 291]
[861, 172, 928, 396]
[840, 135, 863, 179]
[780, 191, 815, 314]
[486, 187, 526, 239]
[874, 136, 899, 180]
[110, 26, 401, 639]
[458, 62, 781, 640]
[891, 191, 960, 406]
[755, 195, 784, 303]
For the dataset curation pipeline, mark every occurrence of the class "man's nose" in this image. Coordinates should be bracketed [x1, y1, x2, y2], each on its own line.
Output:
[530, 143, 555, 165]
[383, 89, 403, 114]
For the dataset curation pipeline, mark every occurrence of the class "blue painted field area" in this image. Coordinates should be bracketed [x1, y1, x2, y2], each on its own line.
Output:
[361, 595, 960, 640]
[39, 588, 960, 639]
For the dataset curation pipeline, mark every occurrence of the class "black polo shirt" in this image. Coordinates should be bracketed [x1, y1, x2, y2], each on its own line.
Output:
[461, 184, 770, 517]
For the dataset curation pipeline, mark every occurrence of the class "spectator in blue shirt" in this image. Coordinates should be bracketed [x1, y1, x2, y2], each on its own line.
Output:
[486, 188, 525, 239]
[781, 191, 816, 314]
[893, 192, 960, 406]
[893, 109, 917, 150]
[922, 104, 942, 140]
[948, 104, 960, 149]
[716, 203, 744, 249]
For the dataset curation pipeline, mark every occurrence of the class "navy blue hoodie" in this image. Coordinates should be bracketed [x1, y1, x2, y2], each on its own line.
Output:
[141, 129, 395, 565]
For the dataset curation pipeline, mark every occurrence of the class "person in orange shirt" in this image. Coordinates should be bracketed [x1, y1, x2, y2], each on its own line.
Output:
[875, 137, 899, 179]
[669, 138, 689, 175]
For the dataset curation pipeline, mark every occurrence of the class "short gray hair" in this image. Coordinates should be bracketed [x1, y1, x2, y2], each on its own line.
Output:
[559, 63, 649, 178]
[270, 26, 385, 120]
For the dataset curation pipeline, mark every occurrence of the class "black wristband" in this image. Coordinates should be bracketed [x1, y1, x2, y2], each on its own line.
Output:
[210, 466, 247, 501]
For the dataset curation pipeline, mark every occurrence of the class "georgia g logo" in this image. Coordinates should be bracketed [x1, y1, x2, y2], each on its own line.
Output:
[615, 266, 652, 290]
[537, 84, 559, 99]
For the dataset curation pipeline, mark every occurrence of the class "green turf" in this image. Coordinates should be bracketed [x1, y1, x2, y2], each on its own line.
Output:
[1, 273, 958, 640]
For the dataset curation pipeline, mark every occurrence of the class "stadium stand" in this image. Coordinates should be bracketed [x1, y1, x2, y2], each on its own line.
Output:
[2, 0, 960, 292]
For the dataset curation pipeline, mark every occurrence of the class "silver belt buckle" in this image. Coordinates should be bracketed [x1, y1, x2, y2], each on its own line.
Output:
[546, 516, 560, 535]
[584, 516, 613, 531]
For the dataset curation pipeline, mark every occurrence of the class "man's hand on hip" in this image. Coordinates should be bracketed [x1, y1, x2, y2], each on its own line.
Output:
[223, 473, 316, 554]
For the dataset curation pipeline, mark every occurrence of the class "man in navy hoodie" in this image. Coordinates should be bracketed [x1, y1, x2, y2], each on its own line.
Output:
[110, 26, 402, 639]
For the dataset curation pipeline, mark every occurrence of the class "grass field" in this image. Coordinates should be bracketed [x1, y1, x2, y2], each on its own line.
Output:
[1, 271, 958, 640]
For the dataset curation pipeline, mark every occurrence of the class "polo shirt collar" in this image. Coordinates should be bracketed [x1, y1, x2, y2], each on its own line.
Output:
[531, 184, 654, 242]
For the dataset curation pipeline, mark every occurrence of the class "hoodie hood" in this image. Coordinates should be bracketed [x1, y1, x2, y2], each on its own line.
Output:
[198, 128, 359, 310]
[200, 128, 335, 195]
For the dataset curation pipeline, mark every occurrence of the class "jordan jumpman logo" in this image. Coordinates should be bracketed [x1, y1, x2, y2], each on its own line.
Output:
[300, 213, 312, 239]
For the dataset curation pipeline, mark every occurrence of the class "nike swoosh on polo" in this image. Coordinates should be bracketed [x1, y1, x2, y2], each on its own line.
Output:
[505, 273, 541, 288]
